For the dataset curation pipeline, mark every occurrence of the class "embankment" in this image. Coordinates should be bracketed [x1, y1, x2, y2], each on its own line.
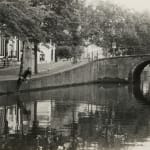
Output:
[0, 57, 130, 94]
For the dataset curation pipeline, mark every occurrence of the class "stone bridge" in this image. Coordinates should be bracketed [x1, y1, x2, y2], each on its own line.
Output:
[89, 54, 150, 83]
[94, 54, 150, 83]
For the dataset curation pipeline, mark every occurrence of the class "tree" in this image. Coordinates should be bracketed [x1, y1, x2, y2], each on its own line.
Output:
[80, 0, 150, 56]
[41, 0, 82, 61]
[0, 0, 46, 74]
[55, 46, 72, 59]
[0, 1, 44, 39]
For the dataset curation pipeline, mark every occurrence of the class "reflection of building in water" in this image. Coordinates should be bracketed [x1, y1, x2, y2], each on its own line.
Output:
[1, 96, 149, 150]
[7, 105, 20, 134]
[141, 65, 150, 96]
[0, 101, 54, 135]
[0, 105, 20, 134]
[141, 81, 150, 95]
[32, 101, 53, 127]
[77, 103, 107, 114]
[141, 65, 150, 81]
[0, 101, 58, 134]
[0, 105, 31, 135]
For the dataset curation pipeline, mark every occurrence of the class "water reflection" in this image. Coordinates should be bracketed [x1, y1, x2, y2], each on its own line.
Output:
[135, 70, 150, 104]
[0, 83, 150, 150]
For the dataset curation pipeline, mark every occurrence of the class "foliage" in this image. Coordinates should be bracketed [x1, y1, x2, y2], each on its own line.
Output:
[40, 0, 82, 58]
[56, 46, 72, 59]
[1, 0, 150, 58]
[0, 0, 45, 41]
[56, 45, 83, 59]
[0, 0, 83, 60]
[80, 0, 150, 55]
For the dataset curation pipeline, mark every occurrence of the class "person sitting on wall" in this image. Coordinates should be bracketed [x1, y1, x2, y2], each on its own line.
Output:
[17, 67, 32, 90]
[22, 67, 32, 81]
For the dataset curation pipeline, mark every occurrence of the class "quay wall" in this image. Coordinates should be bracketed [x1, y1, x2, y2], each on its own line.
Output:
[1, 55, 150, 94]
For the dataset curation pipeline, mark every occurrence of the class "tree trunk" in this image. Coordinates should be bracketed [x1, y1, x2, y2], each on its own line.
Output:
[4, 39, 9, 67]
[19, 41, 25, 76]
[5, 39, 8, 57]
[72, 46, 78, 64]
[34, 42, 38, 74]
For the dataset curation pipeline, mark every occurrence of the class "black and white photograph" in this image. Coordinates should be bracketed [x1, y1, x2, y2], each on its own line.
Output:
[0, 0, 150, 149]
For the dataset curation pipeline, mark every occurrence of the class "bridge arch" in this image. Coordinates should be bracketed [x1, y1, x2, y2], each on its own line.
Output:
[130, 60, 150, 83]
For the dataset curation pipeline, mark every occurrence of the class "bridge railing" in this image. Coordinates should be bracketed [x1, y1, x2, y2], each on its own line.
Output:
[123, 50, 150, 56]
[85, 49, 150, 62]
[109, 49, 150, 57]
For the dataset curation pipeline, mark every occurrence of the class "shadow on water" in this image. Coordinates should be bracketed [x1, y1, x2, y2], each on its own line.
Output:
[0, 83, 150, 149]
[132, 82, 150, 105]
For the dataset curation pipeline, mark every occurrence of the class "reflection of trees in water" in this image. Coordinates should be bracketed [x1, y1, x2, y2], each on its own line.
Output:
[78, 107, 127, 148]
[1, 84, 150, 149]
[77, 95, 150, 149]
[54, 102, 75, 116]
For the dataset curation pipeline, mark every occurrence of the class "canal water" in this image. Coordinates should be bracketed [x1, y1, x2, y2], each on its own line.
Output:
[0, 75, 150, 149]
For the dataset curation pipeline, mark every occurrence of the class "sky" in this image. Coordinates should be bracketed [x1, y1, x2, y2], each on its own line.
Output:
[86, 0, 150, 12]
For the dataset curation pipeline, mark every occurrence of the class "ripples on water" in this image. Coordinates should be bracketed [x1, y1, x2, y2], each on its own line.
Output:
[0, 77, 150, 149]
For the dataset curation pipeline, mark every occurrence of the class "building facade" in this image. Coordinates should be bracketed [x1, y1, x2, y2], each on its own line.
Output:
[0, 36, 55, 64]
[82, 44, 104, 61]
[38, 41, 55, 64]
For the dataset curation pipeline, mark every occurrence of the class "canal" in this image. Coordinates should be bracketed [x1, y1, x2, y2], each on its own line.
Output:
[0, 74, 150, 149]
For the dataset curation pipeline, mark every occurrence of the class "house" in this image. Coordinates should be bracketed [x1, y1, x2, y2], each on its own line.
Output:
[82, 44, 105, 61]
[38, 41, 55, 64]
[0, 36, 56, 65]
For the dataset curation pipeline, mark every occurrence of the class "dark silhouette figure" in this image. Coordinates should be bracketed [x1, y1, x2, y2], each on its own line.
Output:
[17, 67, 32, 90]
